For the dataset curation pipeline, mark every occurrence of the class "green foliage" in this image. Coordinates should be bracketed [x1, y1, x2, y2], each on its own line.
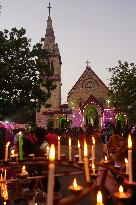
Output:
[0, 28, 55, 121]
[107, 60, 136, 125]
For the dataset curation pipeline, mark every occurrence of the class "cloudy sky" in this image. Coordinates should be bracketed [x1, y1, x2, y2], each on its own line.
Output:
[1, 0, 136, 103]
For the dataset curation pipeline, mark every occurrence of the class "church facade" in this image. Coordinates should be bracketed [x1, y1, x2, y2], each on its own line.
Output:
[36, 6, 113, 130]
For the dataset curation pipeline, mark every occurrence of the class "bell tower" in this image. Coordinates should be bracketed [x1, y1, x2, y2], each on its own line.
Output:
[36, 3, 62, 127]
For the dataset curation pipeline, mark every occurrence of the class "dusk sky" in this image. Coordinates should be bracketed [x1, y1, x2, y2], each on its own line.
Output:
[1, 0, 136, 103]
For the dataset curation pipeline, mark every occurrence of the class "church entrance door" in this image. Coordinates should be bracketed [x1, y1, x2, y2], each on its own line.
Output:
[85, 107, 99, 130]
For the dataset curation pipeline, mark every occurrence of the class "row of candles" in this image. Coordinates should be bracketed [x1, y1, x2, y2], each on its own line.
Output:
[0, 169, 8, 204]
[3, 132, 134, 205]
[4, 132, 133, 181]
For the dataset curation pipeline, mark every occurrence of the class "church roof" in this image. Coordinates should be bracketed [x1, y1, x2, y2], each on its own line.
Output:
[67, 66, 109, 98]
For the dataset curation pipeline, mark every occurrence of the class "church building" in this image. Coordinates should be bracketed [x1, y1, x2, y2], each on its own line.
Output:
[36, 4, 114, 130]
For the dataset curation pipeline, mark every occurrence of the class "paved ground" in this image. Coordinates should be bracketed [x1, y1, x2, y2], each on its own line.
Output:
[9, 141, 103, 205]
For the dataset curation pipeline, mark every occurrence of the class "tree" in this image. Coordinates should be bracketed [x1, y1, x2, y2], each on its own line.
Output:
[0, 28, 55, 122]
[107, 60, 136, 126]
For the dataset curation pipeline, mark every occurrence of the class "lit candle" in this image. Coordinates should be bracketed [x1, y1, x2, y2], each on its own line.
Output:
[69, 178, 83, 193]
[21, 165, 28, 176]
[119, 185, 123, 192]
[83, 139, 90, 182]
[92, 137, 95, 165]
[58, 136, 61, 160]
[128, 134, 133, 182]
[114, 184, 132, 200]
[125, 158, 129, 175]
[69, 137, 72, 161]
[0, 173, 3, 181]
[104, 156, 107, 161]
[96, 190, 104, 205]
[5, 142, 10, 162]
[22, 166, 25, 173]
[18, 131, 23, 161]
[46, 145, 49, 159]
[78, 140, 82, 162]
[2, 183, 8, 201]
[10, 150, 15, 158]
[47, 144, 55, 205]
[4, 170, 6, 181]
[92, 163, 95, 174]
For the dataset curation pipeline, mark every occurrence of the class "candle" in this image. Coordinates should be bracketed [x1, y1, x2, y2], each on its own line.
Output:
[114, 184, 131, 200]
[58, 136, 60, 160]
[104, 156, 107, 161]
[0, 173, 3, 181]
[21, 165, 28, 176]
[128, 134, 133, 182]
[47, 144, 55, 205]
[10, 150, 15, 158]
[1, 183, 8, 201]
[18, 131, 23, 161]
[69, 137, 72, 161]
[96, 190, 104, 205]
[92, 137, 95, 165]
[83, 139, 90, 182]
[69, 178, 83, 193]
[4, 170, 6, 181]
[78, 140, 82, 162]
[119, 185, 123, 193]
[125, 158, 129, 175]
[92, 163, 95, 174]
[5, 142, 10, 162]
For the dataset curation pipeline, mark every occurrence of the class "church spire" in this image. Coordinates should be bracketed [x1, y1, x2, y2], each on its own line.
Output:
[44, 2, 60, 55]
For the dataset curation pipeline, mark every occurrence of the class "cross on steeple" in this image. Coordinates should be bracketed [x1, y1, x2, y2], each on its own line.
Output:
[47, 2, 52, 16]
[85, 60, 90, 67]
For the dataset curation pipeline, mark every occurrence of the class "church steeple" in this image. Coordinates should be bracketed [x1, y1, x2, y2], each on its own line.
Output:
[44, 3, 60, 56]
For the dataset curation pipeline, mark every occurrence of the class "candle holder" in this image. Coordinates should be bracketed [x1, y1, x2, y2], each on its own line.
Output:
[69, 184, 83, 194]
[114, 191, 131, 205]
[90, 169, 98, 180]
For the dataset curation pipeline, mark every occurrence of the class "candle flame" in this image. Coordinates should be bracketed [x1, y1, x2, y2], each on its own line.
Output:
[97, 190, 103, 203]
[69, 137, 71, 147]
[46, 146, 49, 151]
[125, 158, 128, 164]
[49, 144, 55, 161]
[78, 140, 80, 149]
[6, 142, 10, 148]
[22, 166, 25, 170]
[119, 185, 124, 193]
[84, 139, 88, 157]
[58, 136, 60, 141]
[73, 178, 78, 189]
[4, 202, 7, 205]
[104, 156, 107, 161]
[18, 131, 22, 136]
[128, 134, 132, 149]
[92, 137, 95, 145]
[11, 150, 15, 155]
[92, 163, 95, 169]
